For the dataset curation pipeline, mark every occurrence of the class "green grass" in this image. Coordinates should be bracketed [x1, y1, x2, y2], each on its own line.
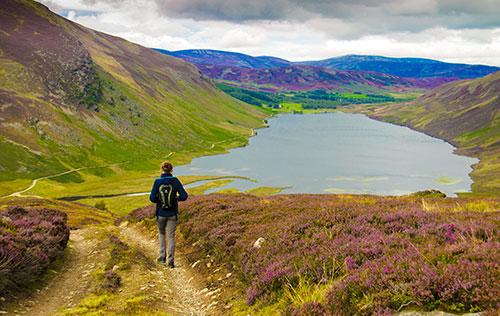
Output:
[0, 11, 267, 194]
[78, 195, 150, 216]
[42, 175, 253, 216]
[0, 196, 113, 228]
[187, 179, 234, 195]
[245, 186, 288, 196]
[277, 102, 304, 112]
[232, 269, 338, 315]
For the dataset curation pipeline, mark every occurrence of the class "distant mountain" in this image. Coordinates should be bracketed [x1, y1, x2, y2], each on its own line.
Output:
[300, 55, 499, 79]
[158, 49, 498, 93]
[196, 64, 454, 92]
[0, 0, 265, 182]
[370, 71, 500, 195]
[159, 49, 291, 69]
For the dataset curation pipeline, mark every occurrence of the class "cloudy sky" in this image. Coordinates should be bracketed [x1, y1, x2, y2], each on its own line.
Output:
[39, 0, 500, 65]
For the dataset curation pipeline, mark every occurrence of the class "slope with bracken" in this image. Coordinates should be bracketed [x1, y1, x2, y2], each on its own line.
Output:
[0, 0, 265, 187]
[365, 71, 500, 195]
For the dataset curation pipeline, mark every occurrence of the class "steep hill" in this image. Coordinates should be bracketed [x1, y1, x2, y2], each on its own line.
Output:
[159, 49, 291, 69]
[196, 64, 454, 92]
[0, 0, 265, 185]
[301, 55, 499, 79]
[368, 71, 500, 195]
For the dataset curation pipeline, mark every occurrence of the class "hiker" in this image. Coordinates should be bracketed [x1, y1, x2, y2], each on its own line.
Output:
[149, 161, 188, 268]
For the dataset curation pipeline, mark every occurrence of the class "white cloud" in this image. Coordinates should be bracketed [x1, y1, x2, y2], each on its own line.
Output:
[37, 0, 500, 66]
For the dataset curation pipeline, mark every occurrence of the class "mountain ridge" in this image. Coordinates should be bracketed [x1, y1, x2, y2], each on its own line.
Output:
[0, 0, 265, 185]
[159, 49, 499, 79]
[301, 54, 499, 79]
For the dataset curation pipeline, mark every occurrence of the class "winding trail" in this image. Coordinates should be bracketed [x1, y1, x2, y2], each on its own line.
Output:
[8, 168, 92, 198]
[6, 224, 219, 315]
[4, 133, 245, 199]
[5, 228, 100, 316]
[6, 162, 128, 198]
[118, 223, 216, 315]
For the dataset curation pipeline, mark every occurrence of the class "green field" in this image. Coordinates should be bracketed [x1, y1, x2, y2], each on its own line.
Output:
[216, 83, 419, 112]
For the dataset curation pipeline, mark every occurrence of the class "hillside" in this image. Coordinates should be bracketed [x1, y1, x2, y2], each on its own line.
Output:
[364, 71, 500, 195]
[196, 64, 453, 92]
[160, 50, 499, 80]
[158, 50, 456, 93]
[158, 49, 499, 111]
[301, 55, 500, 79]
[131, 194, 500, 314]
[0, 0, 265, 189]
[156, 48, 291, 69]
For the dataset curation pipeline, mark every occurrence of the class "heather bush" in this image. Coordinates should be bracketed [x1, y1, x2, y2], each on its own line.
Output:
[0, 206, 70, 297]
[173, 194, 499, 314]
[128, 205, 155, 223]
[291, 301, 327, 316]
[101, 269, 121, 292]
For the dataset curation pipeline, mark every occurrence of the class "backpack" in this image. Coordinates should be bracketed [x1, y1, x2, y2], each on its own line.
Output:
[158, 182, 175, 209]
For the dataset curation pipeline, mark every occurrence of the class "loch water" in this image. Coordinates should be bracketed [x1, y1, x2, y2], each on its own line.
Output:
[176, 112, 478, 196]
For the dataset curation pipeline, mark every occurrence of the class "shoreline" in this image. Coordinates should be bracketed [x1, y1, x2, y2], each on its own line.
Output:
[338, 105, 485, 196]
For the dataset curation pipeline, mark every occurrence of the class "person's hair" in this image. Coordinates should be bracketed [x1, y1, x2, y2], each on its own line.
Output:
[161, 161, 173, 174]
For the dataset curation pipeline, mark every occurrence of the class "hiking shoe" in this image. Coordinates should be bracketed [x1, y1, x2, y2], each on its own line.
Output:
[157, 257, 166, 264]
[168, 261, 175, 269]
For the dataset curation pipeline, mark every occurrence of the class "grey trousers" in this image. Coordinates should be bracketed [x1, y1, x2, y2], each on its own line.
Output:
[157, 215, 177, 264]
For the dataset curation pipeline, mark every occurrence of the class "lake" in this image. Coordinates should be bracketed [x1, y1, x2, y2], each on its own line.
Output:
[175, 112, 478, 196]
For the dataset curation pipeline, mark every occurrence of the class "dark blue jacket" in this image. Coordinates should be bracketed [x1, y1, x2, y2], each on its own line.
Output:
[149, 173, 188, 217]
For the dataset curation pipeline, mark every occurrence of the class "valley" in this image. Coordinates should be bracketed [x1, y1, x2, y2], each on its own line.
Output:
[0, 1, 499, 316]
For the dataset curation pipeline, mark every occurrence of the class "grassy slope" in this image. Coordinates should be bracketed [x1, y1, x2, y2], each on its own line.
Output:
[0, 0, 265, 196]
[346, 71, 500, 196]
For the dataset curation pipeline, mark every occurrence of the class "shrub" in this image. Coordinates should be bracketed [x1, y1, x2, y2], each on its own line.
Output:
[0, 206, 70, 297]
[94, 200, 107, 211]
[101, 270, 121, 292]
[174, 194, 499, 314]
[410, 189, 446, 198]
[128, 205, 155, 222]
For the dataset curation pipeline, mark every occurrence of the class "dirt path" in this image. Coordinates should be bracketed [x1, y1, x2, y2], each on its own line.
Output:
[5, 228, 101, 316]
[118, 223, 217, 316]
[6, 162, 128, 198]
[7, 168, 90, 198]
[5, 224, 220, 316]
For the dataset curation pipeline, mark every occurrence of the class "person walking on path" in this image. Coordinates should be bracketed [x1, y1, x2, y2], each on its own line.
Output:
[149, 161, 188, 268]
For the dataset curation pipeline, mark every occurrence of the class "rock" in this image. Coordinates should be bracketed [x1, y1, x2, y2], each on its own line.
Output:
[0, 311, 7, 315]
[226, 273, 232, 278]
[205, 288, 221, 297]
[206, 262, 212, 268]
[253, 237, 265, 249]
[112, 265, 119, 271]
[199, 288, 209, 294]
[191, 260, 201, 268]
